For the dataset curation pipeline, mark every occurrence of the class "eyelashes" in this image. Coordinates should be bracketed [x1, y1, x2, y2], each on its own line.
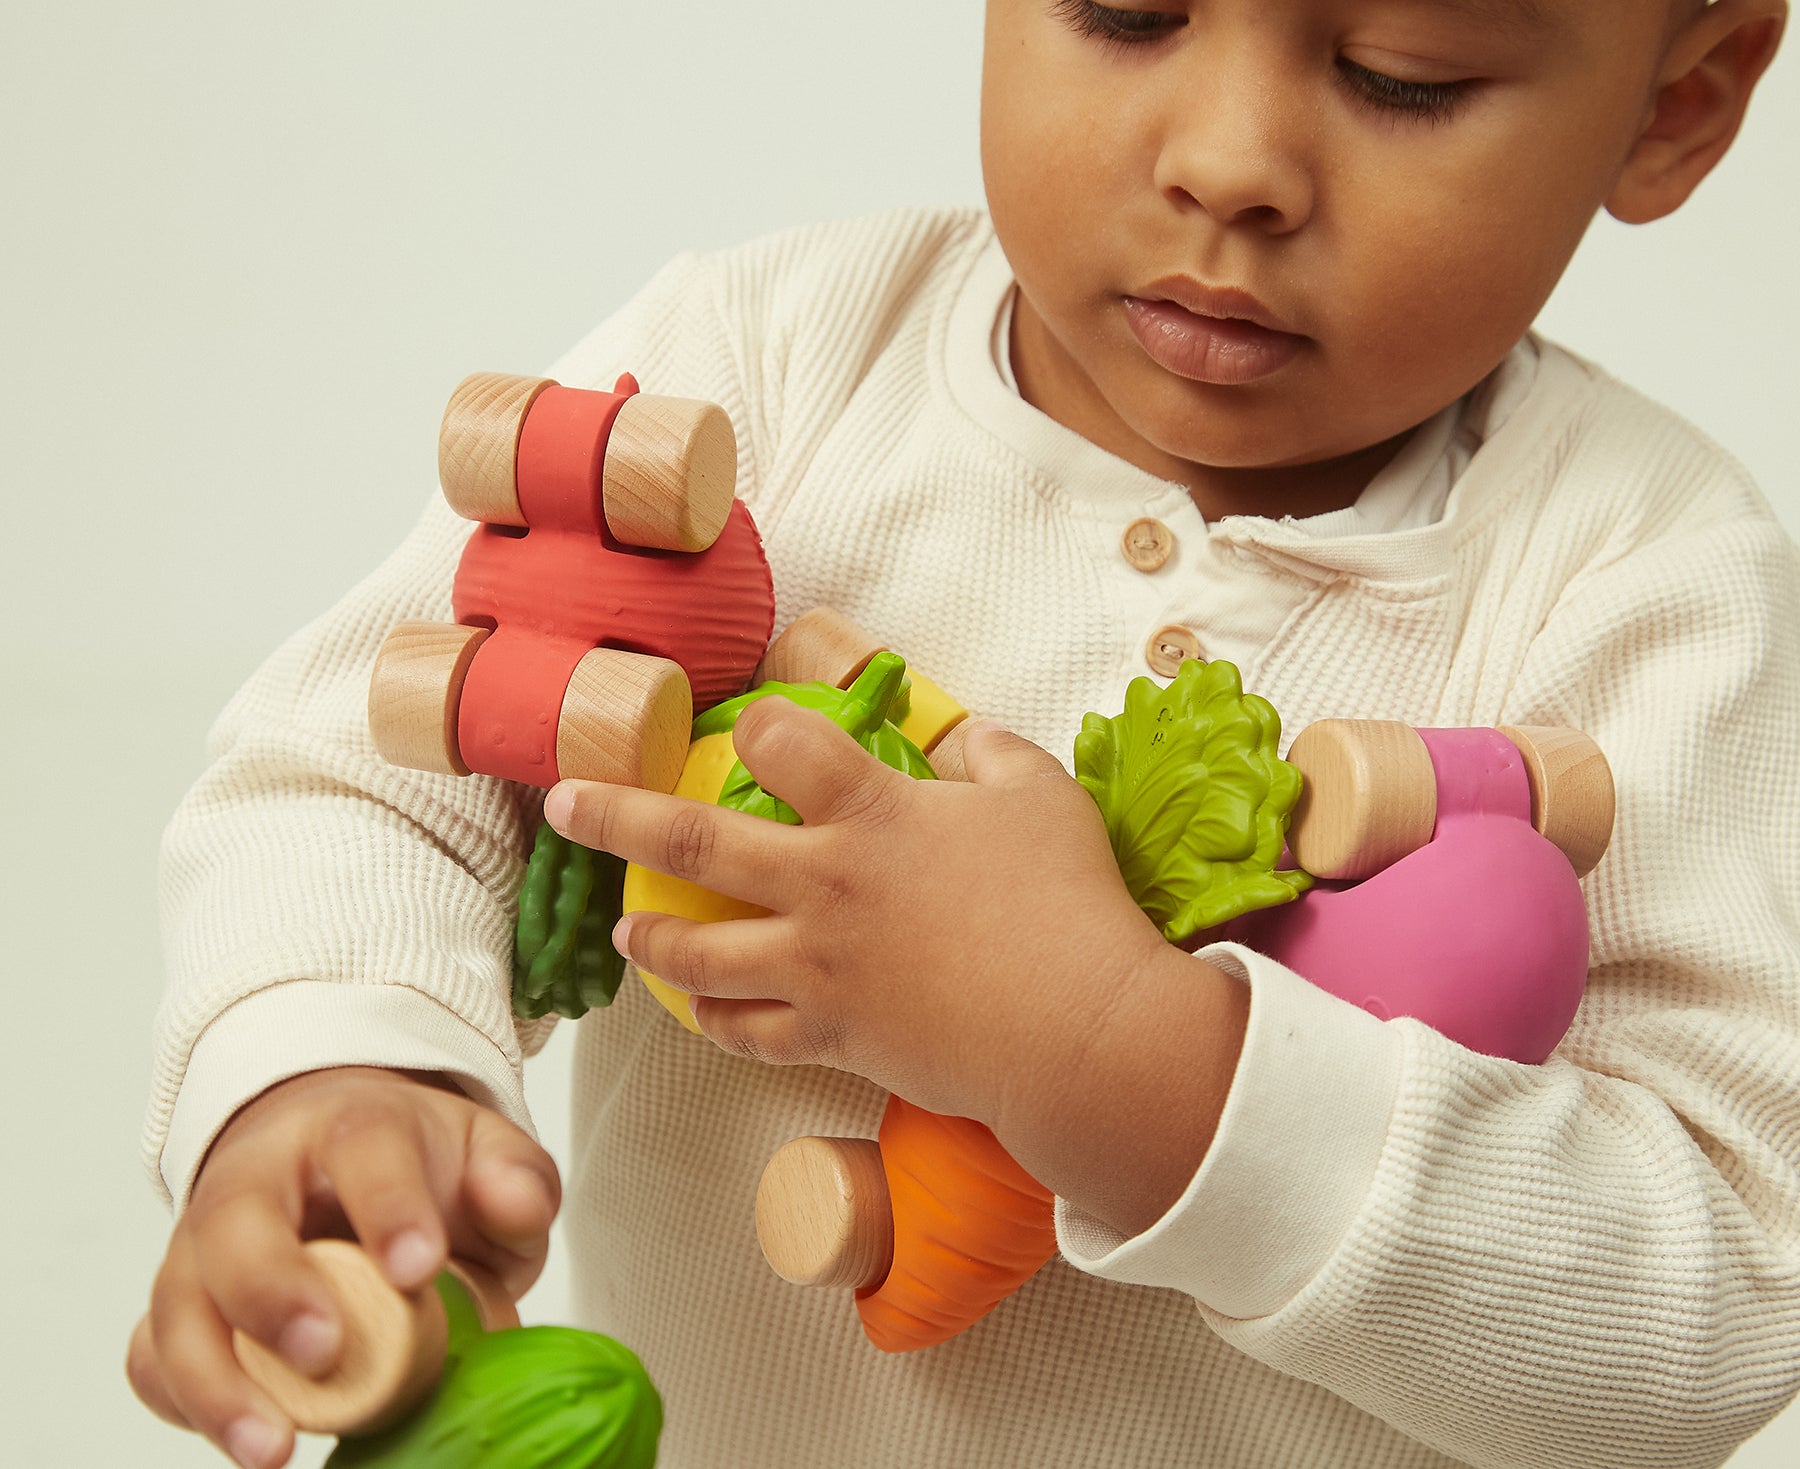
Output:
[1048, 1, 1476, 125]
[1336, 60, 1470, 125]
[1050, 0, 1181, 50]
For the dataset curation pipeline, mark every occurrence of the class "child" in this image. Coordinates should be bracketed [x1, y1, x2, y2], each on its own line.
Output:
[132, 1, 1800, 1466]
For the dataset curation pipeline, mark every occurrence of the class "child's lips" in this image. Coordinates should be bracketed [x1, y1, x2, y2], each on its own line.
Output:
[1122, 291, 1306, 386]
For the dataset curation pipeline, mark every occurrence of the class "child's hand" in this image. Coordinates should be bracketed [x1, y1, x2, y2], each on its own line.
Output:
[127, 1066, 559, 1469]
[542, 696, 1174, 1133]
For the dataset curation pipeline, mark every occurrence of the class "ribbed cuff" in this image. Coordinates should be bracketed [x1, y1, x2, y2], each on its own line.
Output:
[161, 981, 535, 1212]
[1056, 943, 1404, 1320]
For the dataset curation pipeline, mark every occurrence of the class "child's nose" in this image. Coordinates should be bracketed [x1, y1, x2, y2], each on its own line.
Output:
[1151, 65, 1314, 234]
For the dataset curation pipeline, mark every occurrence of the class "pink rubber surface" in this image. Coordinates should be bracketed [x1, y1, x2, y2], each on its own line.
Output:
[1234, 728, 1589, 1063]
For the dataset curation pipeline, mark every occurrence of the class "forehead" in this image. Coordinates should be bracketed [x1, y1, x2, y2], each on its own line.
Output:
[1362, 0, 1674, 31]
[1405, 0, 1558, 28]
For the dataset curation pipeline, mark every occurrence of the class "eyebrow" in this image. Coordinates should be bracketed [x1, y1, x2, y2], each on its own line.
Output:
[1401, 0, 1560, 33]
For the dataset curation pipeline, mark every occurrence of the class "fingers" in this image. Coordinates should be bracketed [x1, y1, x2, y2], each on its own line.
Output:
[460, 1109, 562, 1300]
[614, 910, 798, 1005]
[189, 1181, 344, 1373]
[730, 696, 909, 827]
[131, 1068, 563, 1466]
[692, 994, 839, 1070]
[954, 719, 1069, 788]
[545, 776, 807, 909]
[126, 1314, 189, 1430]
[316, 1100, 449, 1291]
[145, 1232, 296, 1468]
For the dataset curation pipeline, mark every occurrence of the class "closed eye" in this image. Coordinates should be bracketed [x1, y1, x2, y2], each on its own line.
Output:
[1050, 0, 1185, 51]
[1337, 59, 1473, 124]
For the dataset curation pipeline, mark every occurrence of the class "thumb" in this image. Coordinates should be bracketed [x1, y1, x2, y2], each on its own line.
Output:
[931, 718, 1064, 787]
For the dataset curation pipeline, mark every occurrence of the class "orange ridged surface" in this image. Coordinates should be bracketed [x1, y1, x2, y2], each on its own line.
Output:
[855, 1096, 1056, 1353]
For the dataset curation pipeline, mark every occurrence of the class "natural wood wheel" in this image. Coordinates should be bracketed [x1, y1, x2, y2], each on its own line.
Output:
[368, 621, 492, 776]
[756, 1136, 894, 1291]
[555, 648, 692, 793]
[1286, 719, 1439, 881]
[756, 606, 888, 689]
[601, 394, 737, 552]
[436, 371, 557, 525]
[1499, 725, 1615, 878]
[232, 1240, 448, 1438]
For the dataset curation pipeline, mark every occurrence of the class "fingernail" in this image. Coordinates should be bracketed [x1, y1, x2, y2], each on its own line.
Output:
[543, 783, 574, 831]
[276, 1311, 339, 1375]
[384, 1229, 439, 1287]
[611, 914, 635, 958]
[225, 1415, 283, 1469]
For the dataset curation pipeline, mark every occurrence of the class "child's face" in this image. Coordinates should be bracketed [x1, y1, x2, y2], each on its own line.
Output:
[982, 0, 1696, 491]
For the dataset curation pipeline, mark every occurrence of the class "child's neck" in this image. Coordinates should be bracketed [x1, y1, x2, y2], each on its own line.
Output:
[1010, 298, 1414, 524]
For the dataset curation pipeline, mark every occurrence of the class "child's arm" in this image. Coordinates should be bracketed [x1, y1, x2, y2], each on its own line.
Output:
[128, 1066, 557, 1468]
[139, 247, 758, 1468]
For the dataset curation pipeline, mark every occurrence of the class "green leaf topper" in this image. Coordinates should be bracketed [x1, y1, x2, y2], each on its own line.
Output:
[697, 650, 936, 824]
[1074, 658, 1311, 945]
[511, 653, 931, 1021]
[325, 1274, 662, 1469]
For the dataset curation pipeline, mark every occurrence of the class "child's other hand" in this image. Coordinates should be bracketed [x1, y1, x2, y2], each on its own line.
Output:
[127, 1066, 560, 1469]
[543, 696, 1170, 1130]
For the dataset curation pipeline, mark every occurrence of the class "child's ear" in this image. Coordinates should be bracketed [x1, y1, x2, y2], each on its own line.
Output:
[1606, 0, 1787, 224]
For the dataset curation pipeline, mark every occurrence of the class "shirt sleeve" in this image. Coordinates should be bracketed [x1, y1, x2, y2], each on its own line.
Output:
[147, 248, 754, 1210]
[1058, 507, 1800, 1467]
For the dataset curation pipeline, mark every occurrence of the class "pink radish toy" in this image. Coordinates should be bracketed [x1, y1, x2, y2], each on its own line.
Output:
[1230, 719, 1614, 1063]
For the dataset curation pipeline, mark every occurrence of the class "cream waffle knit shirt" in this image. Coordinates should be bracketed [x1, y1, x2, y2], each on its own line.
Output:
[150, 208, 1800, 1469]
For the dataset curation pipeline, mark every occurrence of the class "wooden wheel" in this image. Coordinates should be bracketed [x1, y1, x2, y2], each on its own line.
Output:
[231, 1240, 449, 1437]
[757, 607, 889, 689]
[1499, 725, 1615, 878]
[755, 1137, 894, 1291]
[555, 648, 692, 793]
[437, 371, 556, 525]
[231, 1245, 516, 1437]
[602, 394, 737, 552]
[368, 621, 492, 776]
[1286, 719, 1439, 881]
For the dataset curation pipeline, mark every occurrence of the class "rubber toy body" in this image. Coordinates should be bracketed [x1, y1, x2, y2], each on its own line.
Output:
[449, 375, 772, 788]
[854, 1097, 1055, 1354]
[1230, 727, 1589, 1063]
[370, 371, 775, 795]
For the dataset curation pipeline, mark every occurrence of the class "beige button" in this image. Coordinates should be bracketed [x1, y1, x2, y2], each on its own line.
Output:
[1145, 625, 1202, 677]
[1121, 517, 1174, 572]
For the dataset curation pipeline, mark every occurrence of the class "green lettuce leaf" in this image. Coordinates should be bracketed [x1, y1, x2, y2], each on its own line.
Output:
[1075, 659, 1311, 945]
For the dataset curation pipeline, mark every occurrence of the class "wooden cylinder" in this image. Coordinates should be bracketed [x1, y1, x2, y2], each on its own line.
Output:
[437, 372, 557, 525]
[755, 1136, 894, 1291]
[757, 607, 888, 689]
[555, 648, 692, 794]
[926, 717, 977, 782]
[232, 1240, 448, 1438]
[1286, 719, 1439, 881]
[1499, 725, 1615, 879]
[602, 394, 737, 552]
[368, 621, 492, 776]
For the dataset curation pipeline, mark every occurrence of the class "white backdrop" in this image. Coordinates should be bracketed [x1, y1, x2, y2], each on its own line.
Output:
[4, 3, 1795, 1464]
